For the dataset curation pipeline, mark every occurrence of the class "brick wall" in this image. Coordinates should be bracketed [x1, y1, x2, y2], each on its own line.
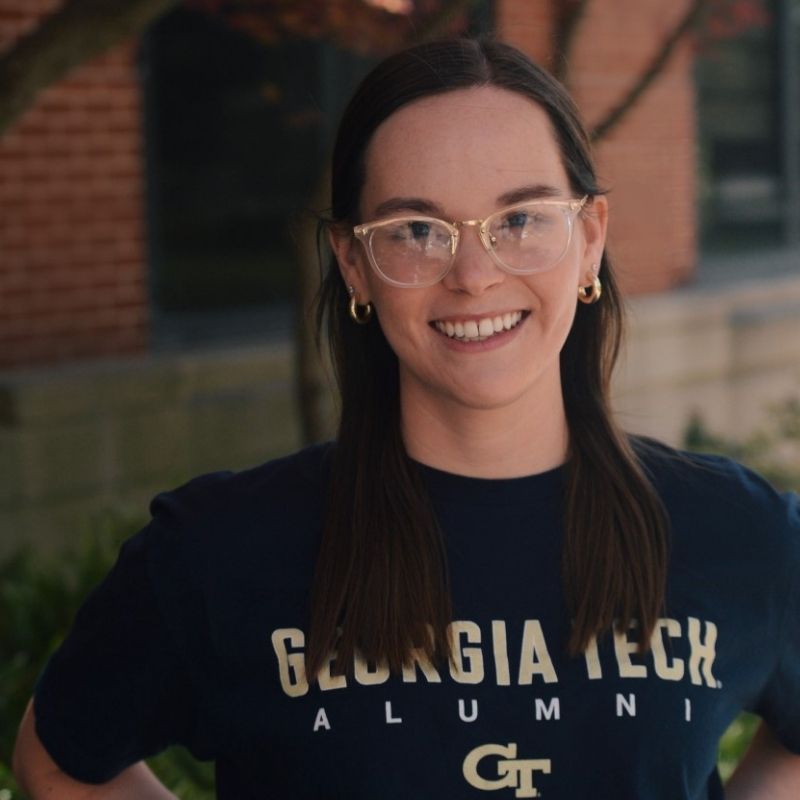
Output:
[0, 0, 698, 370]
[498, 0, 697, 294]
[0, 1, 148, 368]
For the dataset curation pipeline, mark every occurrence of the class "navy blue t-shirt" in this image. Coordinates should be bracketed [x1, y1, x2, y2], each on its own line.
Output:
[34, 442, 800, 798]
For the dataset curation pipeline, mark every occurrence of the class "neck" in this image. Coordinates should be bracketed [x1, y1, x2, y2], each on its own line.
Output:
[400, 378, 569, 479]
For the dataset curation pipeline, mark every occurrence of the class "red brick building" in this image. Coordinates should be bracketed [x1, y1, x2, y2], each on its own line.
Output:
[0, 2, 149, 367]
[0, 0, 702, 369]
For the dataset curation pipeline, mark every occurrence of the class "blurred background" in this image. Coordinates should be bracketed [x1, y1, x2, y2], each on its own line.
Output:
[0, 0, 799, 793]
[1, 0, 799, 554]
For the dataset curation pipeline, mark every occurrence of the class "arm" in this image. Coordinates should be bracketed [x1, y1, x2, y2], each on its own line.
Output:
[12, 700, 177, 800]
[725, 722, 800, 800]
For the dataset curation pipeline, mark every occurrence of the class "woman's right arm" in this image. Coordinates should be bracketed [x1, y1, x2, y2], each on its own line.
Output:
[12, 700, 177, 800]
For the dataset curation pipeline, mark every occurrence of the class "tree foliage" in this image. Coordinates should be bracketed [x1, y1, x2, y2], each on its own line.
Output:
[185, 0, 471, 53]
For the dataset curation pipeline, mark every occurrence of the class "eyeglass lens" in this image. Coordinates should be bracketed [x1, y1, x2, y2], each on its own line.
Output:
[368, 203, 573, 286]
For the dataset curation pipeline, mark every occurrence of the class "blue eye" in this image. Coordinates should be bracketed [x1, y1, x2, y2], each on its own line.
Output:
[409, 221, 431, 238]
[506, 212, 530, 229]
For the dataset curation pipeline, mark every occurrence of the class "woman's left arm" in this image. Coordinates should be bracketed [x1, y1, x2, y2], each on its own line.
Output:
[725, 722, 800, 800]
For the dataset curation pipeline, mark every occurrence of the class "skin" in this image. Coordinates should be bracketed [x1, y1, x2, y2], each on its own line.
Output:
[13, 701, 177, 799]
[15, 85, 800, 799]
[332, 86, 607, 478]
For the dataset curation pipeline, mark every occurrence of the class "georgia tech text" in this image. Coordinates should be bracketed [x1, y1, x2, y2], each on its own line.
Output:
[270, 616, 719, 698]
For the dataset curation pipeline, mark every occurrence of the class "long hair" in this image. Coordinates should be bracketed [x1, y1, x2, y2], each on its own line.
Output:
[307, 38, 668, 678]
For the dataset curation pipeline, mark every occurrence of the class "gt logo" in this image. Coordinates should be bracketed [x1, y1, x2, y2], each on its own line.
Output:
[463, 743, 551, 798]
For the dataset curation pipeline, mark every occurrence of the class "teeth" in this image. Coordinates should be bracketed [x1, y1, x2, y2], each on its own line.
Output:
[434, 311, 524, 341]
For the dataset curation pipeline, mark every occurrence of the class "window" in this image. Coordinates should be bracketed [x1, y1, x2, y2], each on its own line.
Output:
[142, 4, 494, 348]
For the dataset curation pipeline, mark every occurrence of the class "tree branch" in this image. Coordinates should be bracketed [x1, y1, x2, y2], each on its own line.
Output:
[0, 0, 180, 136]
[408, 0, 477, 46]
[553, 0, 591, 82]
[589, 0, 706, 142]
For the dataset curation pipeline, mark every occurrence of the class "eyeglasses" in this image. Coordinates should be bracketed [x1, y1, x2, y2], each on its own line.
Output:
[353, 196, 588, 288]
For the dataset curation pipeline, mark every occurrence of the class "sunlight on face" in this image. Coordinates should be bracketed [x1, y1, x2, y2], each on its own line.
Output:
[335, 86, 607, 425]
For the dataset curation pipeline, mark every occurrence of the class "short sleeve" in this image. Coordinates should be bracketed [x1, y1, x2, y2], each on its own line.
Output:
[754, 490, 800, 754]
[34, 523, 195, 784]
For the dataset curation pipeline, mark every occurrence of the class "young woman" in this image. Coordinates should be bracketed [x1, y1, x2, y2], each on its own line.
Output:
[13, 38, 800, 799]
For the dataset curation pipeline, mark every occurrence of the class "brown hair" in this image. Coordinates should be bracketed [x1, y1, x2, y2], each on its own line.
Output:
[308, 38, 668, 678]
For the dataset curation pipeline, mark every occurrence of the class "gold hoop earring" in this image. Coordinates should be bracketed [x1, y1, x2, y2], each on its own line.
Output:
[348, 286, 373, 324]
[578, 274, 602, 305]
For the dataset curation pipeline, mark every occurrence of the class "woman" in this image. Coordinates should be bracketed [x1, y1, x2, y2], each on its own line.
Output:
[13, 38, 800, 799]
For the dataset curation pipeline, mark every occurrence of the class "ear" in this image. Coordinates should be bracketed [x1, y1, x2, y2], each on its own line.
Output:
[328, 226, 370, 302]
[578, 195, 608, 280]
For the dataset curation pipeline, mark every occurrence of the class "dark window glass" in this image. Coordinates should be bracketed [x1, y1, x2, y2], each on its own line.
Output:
[142, 4, 494, 348]
[695, 0, 781, 250]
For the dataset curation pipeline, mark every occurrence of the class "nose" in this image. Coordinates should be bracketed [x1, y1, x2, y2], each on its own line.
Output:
[441, 223, 505, 295]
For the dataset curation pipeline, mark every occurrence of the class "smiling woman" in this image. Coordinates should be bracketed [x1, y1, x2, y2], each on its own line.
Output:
[13, 38, 800, 800]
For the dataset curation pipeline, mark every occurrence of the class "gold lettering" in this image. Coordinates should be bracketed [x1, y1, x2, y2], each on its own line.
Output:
[614, 621, 647, 679]
[518, 620, 558, 685]
[448, 621, 485, 684]
[497, 759, 551, 798]
[270, 628, 308, 698]
[688, 617, 718, 687]
[649, 618, 684, 681]
[492, 621, 511, 686]
[463, 743, 550, 798]
[317, 651, 347, 691]
[463, 743, 518, 791]
[401, 648, 442, 683]
[583, 635, 603, 680]
[354, 653, 390, 686]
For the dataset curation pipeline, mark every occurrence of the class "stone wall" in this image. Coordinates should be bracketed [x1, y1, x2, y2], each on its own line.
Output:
[0, 342, 302, 556]
[615, 273, 800, 443]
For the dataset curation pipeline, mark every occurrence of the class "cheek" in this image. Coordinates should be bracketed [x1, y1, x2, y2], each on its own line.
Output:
[371, 290, 423, 347]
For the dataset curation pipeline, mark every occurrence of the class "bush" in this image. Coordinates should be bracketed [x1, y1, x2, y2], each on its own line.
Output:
[0, 512, 214, 799]
[684, 396, 800, 778]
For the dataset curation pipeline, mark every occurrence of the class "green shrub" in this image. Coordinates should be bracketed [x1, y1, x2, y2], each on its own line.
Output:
[684, 396, 800, 778]
[0, 512, 214, 799]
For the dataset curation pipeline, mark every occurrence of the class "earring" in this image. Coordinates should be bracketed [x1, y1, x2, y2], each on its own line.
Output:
[348, 285, 373, 324]
[578, 270, 602, 304]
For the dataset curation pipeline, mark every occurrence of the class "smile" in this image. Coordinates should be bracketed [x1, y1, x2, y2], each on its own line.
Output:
[433, 311, 525, 342]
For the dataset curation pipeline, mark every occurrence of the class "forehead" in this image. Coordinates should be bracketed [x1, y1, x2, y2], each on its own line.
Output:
[361, 86, 569, 216]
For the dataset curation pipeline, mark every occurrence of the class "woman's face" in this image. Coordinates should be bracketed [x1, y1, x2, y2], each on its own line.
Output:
[333, 86, 607, 418]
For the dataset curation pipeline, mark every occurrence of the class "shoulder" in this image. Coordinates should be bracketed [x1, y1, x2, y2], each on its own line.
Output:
[142, 442, 334, 577]
[150, 441, 333, 525]
[131, 443, 334, 641]
[632, 436, 799, 556]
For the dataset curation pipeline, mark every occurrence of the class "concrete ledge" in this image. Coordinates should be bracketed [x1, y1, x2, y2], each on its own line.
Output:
[614, 274, 800, 444]
[0, 342, 302, 555]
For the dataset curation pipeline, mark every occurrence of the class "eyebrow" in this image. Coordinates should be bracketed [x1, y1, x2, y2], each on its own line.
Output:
[496, 184, 564, 206]
[370, 184, 566, 220]
[372, 197, 443, 218]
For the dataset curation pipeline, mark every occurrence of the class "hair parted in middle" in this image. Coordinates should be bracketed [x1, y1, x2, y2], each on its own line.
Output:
[309, 37, 669, 679]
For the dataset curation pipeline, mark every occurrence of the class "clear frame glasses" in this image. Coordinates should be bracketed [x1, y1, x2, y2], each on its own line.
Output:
[353, 196, 588, 288]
